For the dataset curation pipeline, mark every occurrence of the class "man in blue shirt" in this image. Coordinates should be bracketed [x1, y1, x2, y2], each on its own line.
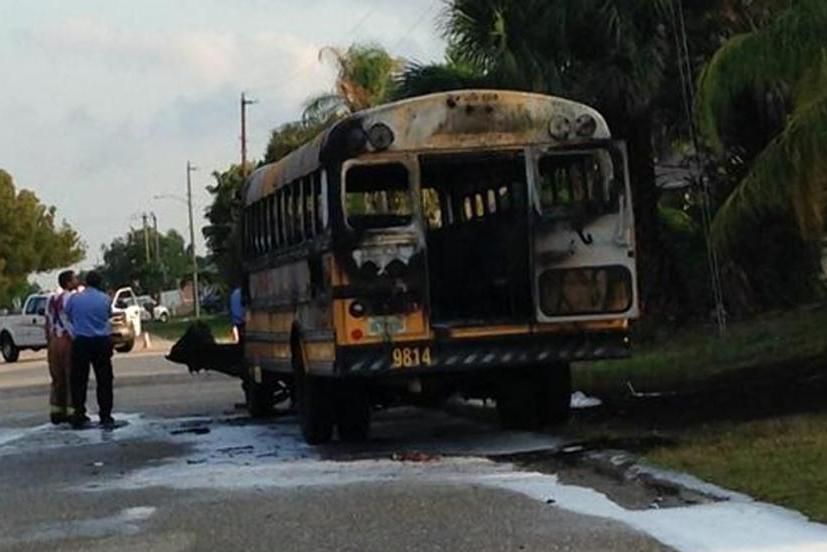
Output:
[67, 271, 115, 429]
[230, 287, 246, 344]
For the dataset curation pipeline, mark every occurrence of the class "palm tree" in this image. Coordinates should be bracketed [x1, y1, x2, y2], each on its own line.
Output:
[697, 0, 827, 253]
[397, 0, 685, 312]
[302, 44, 401, 124]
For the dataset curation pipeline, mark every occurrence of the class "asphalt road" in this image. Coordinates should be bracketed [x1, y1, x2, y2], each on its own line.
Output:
[0, 353, 675, 552]
[2, 354, 823, 552]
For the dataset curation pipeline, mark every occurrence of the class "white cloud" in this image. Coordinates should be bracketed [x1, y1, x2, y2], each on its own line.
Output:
[0, 0, 445, 286]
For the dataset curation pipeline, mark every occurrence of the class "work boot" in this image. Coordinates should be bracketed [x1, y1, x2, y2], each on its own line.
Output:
[99, 416, 116, 430]
[50, 413, 69, 425]
[70, 414, 91, 430]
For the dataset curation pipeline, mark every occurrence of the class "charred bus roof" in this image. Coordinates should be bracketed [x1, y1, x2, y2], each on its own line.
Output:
[244, 90, 611, 206]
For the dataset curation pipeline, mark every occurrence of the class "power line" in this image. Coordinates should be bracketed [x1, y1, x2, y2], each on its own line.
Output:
[669, 0, 727, 336]
[391, 0, 440, 52]
[250, 2, 381, 98]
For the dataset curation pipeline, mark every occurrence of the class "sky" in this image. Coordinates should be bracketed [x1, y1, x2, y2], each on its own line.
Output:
[0, 0, 445, 287]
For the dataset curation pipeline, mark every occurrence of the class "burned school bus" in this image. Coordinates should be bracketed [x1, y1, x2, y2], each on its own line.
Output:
[241, 90, 639, 444]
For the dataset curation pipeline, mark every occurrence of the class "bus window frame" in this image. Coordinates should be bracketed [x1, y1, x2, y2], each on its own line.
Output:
[340, 155, 420, 232]
[293, 182, 304, 243]
[303, 176, 314, 238]
[528, 143, 624, 220]
[315, 171, 327, 232]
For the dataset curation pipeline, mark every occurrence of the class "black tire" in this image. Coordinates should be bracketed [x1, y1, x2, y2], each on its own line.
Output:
[158, 312, 170, 323]
[293, 339, 334, 445]
[496, 363, 572, 430]
[115, 339, 134, 354]
[497, 371, 544, 430]
[336, 383, 371, 443]
[1, 333, 19, 363]
[244, 380, 275, 418]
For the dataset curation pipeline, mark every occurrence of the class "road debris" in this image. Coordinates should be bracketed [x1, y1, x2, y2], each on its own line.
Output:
[391, 451, 442, 463]
[170, 427, 211, 436]
[571, 391, 603, 409]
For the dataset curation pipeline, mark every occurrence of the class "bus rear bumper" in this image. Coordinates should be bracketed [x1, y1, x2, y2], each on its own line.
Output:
[336, 332, 631, 377]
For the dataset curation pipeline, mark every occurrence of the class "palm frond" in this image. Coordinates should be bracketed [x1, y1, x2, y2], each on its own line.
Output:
[711, 90, 827, 252]
[697, 0, 827, 149]
[393, 61, 488, 100]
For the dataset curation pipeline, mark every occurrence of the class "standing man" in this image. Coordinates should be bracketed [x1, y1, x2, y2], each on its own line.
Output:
[45, 270, 79, 424]
[230, 287, 246, 344]
[67, 271, 116, 429]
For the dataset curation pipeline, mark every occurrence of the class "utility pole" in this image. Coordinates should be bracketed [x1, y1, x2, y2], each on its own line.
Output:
[240, 92, 257, 177]
[151, 211, 166, 295]
[151, 212, 160, 262]
[142, 213, 150, 262]
[186, 161, 201, 319]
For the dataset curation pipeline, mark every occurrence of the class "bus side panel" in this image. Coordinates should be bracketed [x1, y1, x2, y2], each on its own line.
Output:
[245, 255, 336, 376]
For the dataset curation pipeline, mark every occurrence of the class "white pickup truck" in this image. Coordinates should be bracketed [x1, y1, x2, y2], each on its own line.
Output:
[0, 287, 143, 363]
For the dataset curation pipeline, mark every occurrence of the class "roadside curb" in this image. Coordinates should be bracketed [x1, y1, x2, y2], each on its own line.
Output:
[443, 397, 741, 507]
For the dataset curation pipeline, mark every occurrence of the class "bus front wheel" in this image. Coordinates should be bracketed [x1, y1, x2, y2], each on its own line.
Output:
[336, 383, 371, 443]
[293, 339, 334, 445]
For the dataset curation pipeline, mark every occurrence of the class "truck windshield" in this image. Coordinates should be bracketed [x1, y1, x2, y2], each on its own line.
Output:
[537, 150, 619, 218]
[345, 163, 413, 230]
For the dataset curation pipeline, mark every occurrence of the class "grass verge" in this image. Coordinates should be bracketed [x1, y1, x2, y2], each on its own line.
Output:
[570, 304, 827, 521]
[646, 413, 827, 522]
[145, 315, 233, 343]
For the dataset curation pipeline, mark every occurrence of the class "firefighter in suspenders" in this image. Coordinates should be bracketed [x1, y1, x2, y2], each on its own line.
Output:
[45, 270, 80, 424]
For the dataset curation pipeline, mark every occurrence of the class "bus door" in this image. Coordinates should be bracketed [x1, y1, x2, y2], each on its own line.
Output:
[528, 142, 639, 323]
[338, 156, 430, 346]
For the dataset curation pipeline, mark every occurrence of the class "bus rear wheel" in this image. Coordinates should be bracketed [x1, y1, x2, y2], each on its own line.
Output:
[496, 363, 571, 430]
[244, 380, 274, 418]
[293, 340, 334, 445]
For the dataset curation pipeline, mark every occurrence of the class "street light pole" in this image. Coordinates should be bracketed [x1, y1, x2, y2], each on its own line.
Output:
[150, 211, 166, 291]
[241, 92, 257, 177]
[186, 161, 201, 319]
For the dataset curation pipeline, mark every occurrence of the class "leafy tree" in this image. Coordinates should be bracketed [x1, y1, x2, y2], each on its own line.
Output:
[203, 165, 246, 286]
[394, 0, 810, 316]
[263, 120, 326, 164]
[0, 170, 84, 306]
[96, 228, 189, 295]
[302, 43, 401, 124]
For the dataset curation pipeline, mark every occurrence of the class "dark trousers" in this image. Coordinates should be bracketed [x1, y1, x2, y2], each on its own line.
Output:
[71, 336, 114, 419]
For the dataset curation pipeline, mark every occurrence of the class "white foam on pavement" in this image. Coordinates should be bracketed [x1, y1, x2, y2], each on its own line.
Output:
[0, 414, 148, 457]
[5, 411, 827, 552]
[0, 423, 52, 448]
[479, 471, 827, 552]
[97, 450, 827, 552]
[88, 416, 827, 552]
